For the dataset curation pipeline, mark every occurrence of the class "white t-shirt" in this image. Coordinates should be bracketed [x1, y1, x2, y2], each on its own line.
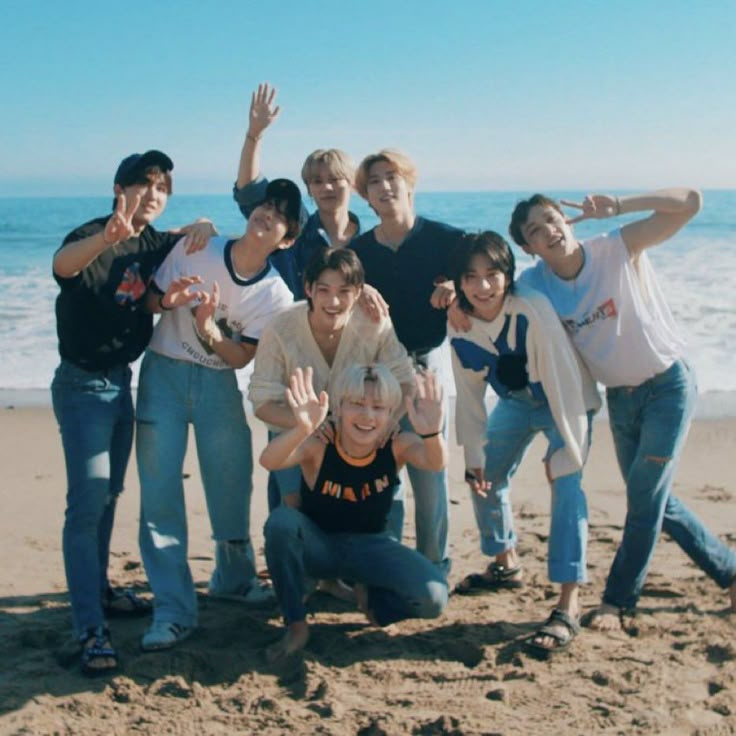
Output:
[519, 229, 684, 388]
[149, 236, 293, 370]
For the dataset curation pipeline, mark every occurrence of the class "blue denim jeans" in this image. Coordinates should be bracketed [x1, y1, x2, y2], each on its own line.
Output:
[136, 351, 257, 627]
[266, 430, 302, 511]
[472, 394, 590, 584]
[604, 359, 736, 609]
[52, 360, 134, 636]
[264, 506, 448, 626]
[386, 347, 450, 574]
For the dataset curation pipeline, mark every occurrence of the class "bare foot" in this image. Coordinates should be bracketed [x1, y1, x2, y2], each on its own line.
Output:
[266, 621, 309, 664]
[317, 578, 356, 604]
[588, 603, 623, 632]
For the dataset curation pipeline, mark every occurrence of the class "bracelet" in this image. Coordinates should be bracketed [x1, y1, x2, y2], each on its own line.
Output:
[158, 294, 173, 311]
[246, 133, 262, 143]
[419, 431, 441, 439]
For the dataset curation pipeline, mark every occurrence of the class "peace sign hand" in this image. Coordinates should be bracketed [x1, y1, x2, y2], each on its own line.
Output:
[561, 195, 621, 225]
[103, 191, 141, 245]
[248, 82, 281, 138]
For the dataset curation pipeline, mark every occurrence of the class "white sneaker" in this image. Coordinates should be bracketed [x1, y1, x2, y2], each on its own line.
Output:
[208, 581, 276, 607]
[141, 621, 194, 652]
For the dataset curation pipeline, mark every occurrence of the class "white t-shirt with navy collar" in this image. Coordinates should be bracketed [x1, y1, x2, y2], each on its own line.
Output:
[148, 235, 293, 370]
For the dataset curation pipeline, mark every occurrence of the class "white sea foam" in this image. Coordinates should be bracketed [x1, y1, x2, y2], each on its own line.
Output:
[1, 192, 734, 415]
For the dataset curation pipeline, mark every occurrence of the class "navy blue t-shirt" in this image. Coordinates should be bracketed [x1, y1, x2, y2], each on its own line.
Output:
[350, 217, 463, 353]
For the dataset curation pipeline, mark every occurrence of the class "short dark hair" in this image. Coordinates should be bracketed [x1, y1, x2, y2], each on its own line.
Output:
[303, 247, 365, 309]
[509, 194, 562, 246]
[450, 231, 515, 313]
[111, 165, 172, 211]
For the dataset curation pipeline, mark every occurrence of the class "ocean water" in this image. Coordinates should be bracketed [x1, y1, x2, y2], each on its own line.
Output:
[1, 190, 735, 415]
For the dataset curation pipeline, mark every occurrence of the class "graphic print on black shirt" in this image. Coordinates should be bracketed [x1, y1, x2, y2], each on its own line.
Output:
[300, 435, 400, 535]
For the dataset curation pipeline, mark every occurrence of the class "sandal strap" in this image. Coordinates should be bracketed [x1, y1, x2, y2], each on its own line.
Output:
[487, 562, 523, 581]
[541, 608, 581, 638]
[80, 625, 112, 646]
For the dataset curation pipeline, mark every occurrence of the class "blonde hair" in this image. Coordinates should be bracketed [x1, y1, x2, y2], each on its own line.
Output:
[354, 149, 418, 199]
[301, 149, 356, 188]
[332, 363, 402, 414]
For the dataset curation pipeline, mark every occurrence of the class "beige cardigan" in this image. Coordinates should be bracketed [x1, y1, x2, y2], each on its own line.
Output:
[249, 302, 415, 427]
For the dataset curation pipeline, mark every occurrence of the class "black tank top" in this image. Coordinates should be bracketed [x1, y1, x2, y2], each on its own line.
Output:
[300, 435, 400, 534]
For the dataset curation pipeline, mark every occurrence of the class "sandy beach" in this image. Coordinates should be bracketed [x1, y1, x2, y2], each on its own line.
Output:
[0, 405, 734, 735]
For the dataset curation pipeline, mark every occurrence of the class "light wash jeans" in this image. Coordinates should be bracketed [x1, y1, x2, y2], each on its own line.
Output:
[52, 360, 134, 636]
[386, 346, 450, 574]
[136, 351, 257, 628]
[472, 393, 590, 584]
[604, 359, 736, 609]
[264, 506, 448, 626]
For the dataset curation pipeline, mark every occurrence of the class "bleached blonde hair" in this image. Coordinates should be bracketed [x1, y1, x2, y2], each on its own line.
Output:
[354, 149, 418, 199]
[301, 149, 356, 188]
[332, 363, 402, 414]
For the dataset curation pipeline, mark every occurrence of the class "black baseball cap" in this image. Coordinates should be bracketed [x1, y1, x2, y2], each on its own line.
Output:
[265, 178, 305, 233]
[114, 150, 174, 187]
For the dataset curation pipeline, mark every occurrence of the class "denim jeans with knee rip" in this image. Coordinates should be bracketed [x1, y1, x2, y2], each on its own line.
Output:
[136, 351, 257, 627]
[604, 359, 736, 609]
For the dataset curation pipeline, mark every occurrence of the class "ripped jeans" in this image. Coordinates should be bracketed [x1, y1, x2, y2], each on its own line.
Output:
[604, 359, 736, 609]
[136, 351, 257, 627]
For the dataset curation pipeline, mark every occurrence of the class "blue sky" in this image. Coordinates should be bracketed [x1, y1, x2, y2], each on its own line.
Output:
[1, 0, 734, 195]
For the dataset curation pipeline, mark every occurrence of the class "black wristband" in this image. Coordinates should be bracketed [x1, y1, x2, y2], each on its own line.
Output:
[158, 294, 173, 311]
[419, 431, 441, 439]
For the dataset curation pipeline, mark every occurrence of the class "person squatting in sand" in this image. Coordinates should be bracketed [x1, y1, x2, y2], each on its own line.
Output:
[51, 150, 216, 675]
[509, 188, 736, 629]
[260, 364, 449, 662]
[350, 149, 465, 575]
[135, 179, 302, 652]
[448, 232, 600, 654]
[249, 246, 416, 602]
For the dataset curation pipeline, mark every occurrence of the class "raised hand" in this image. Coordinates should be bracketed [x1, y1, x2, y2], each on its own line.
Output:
[562, 195, 621, 225]
[103, 191, 142, 245]
[405, 369, 444, 437]
[285, 366, 329, 435]
[194, 281, 221, 343]
[248, 82, 281, 138]
[160, 276, 204, 310]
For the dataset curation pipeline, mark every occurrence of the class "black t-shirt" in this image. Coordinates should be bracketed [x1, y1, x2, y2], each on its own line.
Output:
[300, 437, 400, 535]
[54, 216, 180, 371]
[350, 217, 464, 354]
